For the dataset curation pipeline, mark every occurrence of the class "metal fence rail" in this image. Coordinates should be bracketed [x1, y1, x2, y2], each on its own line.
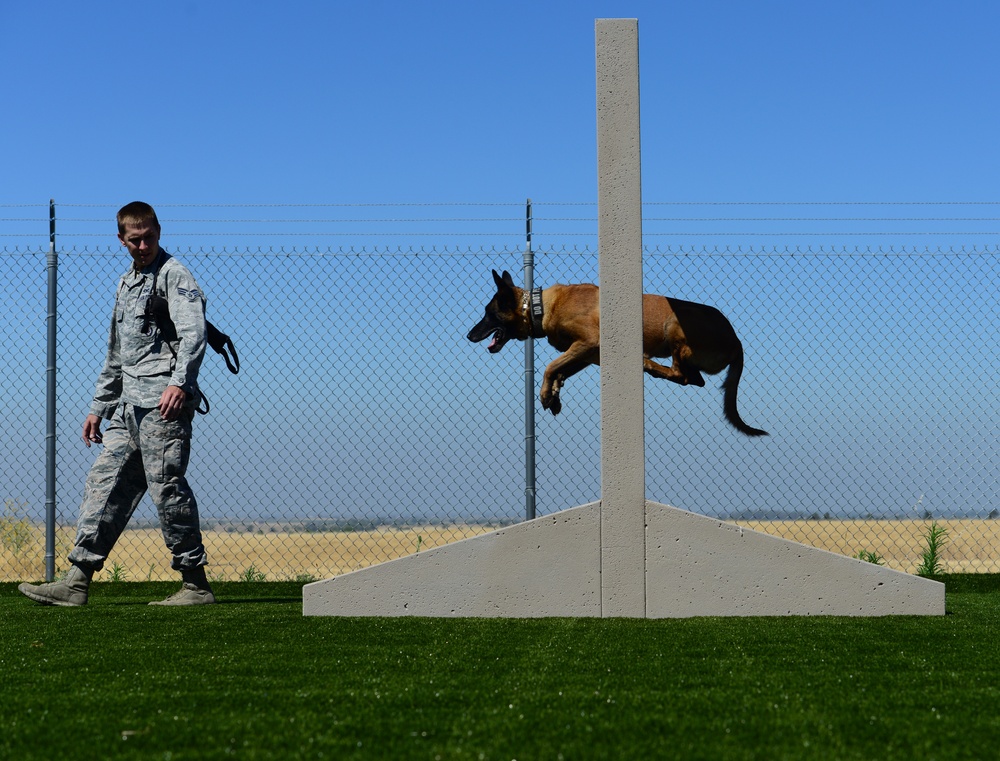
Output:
[1, 203, 997, 581]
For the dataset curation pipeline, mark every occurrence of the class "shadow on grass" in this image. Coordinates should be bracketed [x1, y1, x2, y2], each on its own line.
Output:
[7, 575, 1000, 608]
[95, 597, 303, 606]
[2, 581, 305, 606]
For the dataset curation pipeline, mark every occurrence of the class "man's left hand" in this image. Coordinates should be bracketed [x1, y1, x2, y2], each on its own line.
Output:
[158, 385, 187, 420]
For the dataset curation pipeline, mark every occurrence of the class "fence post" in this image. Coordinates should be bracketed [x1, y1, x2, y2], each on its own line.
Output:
[45, 199, 58, 581]
[522, 198, 537, 521]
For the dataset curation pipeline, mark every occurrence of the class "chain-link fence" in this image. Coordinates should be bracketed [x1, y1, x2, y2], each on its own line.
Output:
[2, 203, 997, 581]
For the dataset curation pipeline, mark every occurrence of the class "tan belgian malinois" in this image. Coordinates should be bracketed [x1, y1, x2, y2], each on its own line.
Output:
[467, 270, 767, 436]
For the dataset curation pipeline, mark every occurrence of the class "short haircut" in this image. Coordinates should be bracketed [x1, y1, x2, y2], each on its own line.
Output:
[117, 201, 160, 234]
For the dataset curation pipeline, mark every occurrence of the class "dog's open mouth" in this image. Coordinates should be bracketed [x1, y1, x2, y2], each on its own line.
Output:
[487, 328, 506, 353]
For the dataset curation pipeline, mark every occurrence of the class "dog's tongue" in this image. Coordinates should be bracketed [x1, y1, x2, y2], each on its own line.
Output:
[488, 335, 499, 351]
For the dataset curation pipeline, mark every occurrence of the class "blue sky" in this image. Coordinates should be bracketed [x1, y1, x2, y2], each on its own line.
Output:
[1, 1, 997, 531]
[4, 0, 1000, 211]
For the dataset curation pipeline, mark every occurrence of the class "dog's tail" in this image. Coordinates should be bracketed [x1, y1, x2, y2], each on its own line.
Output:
[722, 345, 768, 437]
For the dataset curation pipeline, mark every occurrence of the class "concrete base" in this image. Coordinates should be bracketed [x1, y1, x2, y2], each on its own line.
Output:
[302, 502, 944, 617]
[303, 504, 602, 617]
[645, 502, 944, 617]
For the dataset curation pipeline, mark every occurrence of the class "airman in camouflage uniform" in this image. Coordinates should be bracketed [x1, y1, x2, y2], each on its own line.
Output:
[19, 201, 216, 606]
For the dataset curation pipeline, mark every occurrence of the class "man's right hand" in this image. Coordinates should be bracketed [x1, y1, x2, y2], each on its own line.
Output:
[82, 414, 103, 447]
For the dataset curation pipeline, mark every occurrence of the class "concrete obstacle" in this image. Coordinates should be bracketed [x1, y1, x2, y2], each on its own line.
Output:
[303, 19, 944, 619]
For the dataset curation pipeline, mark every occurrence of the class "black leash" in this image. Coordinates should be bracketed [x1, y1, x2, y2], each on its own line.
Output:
[141, 258, 240, 414]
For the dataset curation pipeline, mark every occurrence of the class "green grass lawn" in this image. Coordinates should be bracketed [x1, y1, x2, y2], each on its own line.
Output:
[2, 577, 999, 760]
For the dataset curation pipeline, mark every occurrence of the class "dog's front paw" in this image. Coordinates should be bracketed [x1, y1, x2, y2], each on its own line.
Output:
[541, 392, 562, 416]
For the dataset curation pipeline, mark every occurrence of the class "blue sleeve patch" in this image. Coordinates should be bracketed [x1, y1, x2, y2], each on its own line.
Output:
[177, 287, 204, 302]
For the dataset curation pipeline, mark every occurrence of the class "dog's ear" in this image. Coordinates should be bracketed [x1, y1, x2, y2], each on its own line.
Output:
[493, 269, 514, 291]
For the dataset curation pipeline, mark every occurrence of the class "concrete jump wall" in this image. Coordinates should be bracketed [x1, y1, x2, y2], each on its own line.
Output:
[302, 18, 945, 619]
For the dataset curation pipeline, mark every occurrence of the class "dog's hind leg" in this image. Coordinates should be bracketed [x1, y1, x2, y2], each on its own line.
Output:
[643, 356, 701, 386]
[680, 362, 706, 387]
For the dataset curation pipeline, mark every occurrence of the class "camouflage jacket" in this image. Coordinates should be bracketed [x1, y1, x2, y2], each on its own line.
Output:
[90, 251, 207, 418]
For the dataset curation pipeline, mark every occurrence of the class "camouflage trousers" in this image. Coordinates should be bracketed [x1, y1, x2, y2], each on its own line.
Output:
[69, 403, 209, 573]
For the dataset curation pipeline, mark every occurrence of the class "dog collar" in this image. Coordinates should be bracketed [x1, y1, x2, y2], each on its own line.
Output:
[524, 287, 544, 336]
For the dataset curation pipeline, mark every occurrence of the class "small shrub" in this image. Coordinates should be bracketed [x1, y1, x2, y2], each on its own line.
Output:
[106, 561, 128, 582]
[854, 550, 884, 565]
[239, 565, 267, 582]
[917, 522, 948, 576]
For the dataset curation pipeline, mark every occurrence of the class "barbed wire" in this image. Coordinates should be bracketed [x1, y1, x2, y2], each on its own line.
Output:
[549, 201, 1000, 206]
[643, 231, 1000, 236]
[543, 216, 1000, 222]
[54, 217, 525, 224]
[44, 231, 526, 237]
[24, 202, 526, 208]
[3, 242, 998, 257]
[5, 201, 1000, 239]
[6, 200, 1000, 208]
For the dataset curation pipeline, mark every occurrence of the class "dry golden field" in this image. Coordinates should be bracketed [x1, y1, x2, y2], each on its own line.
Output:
[732, 519, 1000, 574]
[3, 519, 998, 582]
[1, 524, 498, 582]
